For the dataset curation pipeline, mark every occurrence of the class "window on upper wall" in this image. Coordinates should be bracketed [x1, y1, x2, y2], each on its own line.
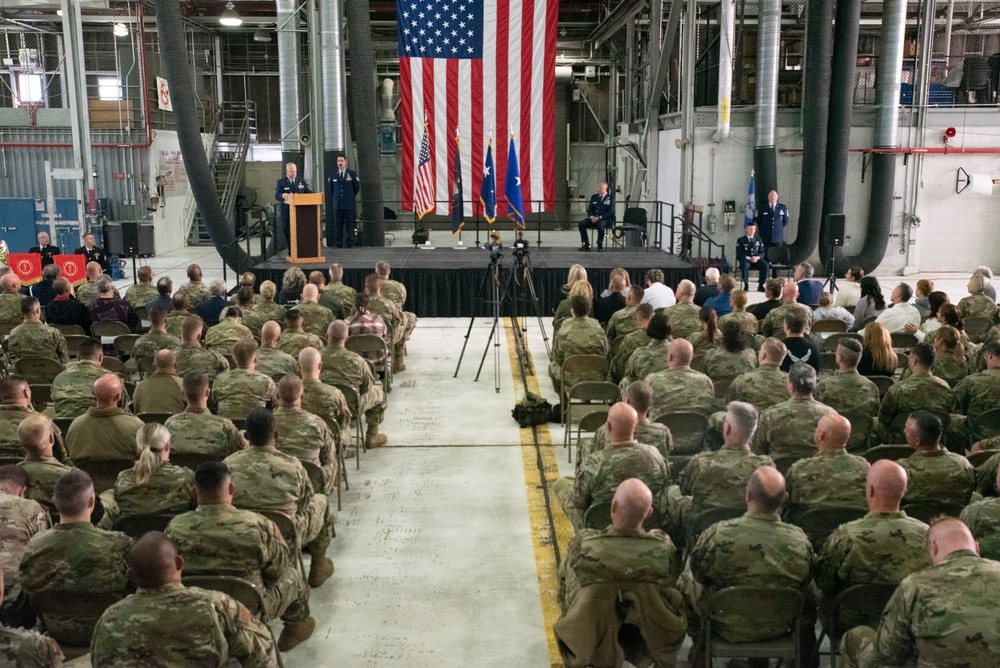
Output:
[14, 72, 43, 105]
[98, 77, 122, 101]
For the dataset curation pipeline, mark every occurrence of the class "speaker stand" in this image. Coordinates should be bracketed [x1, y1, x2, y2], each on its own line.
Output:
[127, 246, 138, 285]
[822, 244, 838, 294]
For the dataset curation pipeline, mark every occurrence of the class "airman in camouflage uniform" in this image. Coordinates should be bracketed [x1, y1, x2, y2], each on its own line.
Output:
[609, 304, 654, 383]
[364, 274, 405, 361]
[223, 410, 335, 587]
[377, 261, 417, 344]
[662, 280, 702, 339]
[0, 621, 63, 667]
[951, 341, 1000, 448]
[0, 275, 23, 327]
[19, 471, 133, 645]
[296, 285, 335, 338]
[204, 311, 255, 356]
[606, 304, 639, 342]
[878, 343, 955, 443]
[98, 460, 194, 530]
[322, 323, 387, 446]
[957, 282, 998, 323]
[325, 264, 356, 312]
[754, 363, 837, 461]
[645, 340, 715, 430]
[840, 518, 1000, 668]
[124, 276, 158, 310]
[8, 301, 69, 363]
[165, 373, 246, 459]
[251, 294, 288, 332]
[899, 410, 975, 507]
[273, 375, 339, 493]
[724, 339, 789, 409]
[683, 466, 814, 658]
[619, 339, 670, 391]
[74, 279, 100, 308]
[0, 465, 51, 620]
[65, 378, 143, 469]
[784, 414, 869, 526]
[719, 308, 759, 335]
[700, 345, 757, 388]
[211, 341, 276, 420]
[0, 376, 67, 461]
[549, 296, 609, 393]
[178, 271, 211, 308]
[278, 310, 325, 359]
[298, 347, 350, 442]
[132, 328, 180, 363]
[815, 368, 881, 418]
[50, 345, 111, 418]
[163, 294, 193, 338]
[759, 282, 814, 338]
[959, 465, 1000, 559]
[175, 316, 229, 384]
[131, 351, 185, 415]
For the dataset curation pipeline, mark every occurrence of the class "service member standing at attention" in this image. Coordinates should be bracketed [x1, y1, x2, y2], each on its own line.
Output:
[326, 155, 360, 248]
[756, 189, 789, 247]
[75, 232, 110, 273]
[275, 162, 313, 251]
[736, 222, 768, 291]
[578, 181, 614, 252]
[28, 230, 60, 267]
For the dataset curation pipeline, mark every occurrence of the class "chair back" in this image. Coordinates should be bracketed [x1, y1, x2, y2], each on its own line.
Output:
[868, 375, 896, 399]
[75, 458, 134, 494]
[28, 383, 52, 412]
[770, 454, 801, 476]
[842, 412, 875, 452]
[300, 459, 325, 492]
[704, 586, 804, 647]
[766, 245, 791, 266]
[688, 506, 743, 543]
[712, 376, 736, 401]
[561, 353, 610, 384]
[181, 575, 266, 619]
[970, 408, 1000, 441]
[828, 583, 898, 635]
[136, 356, 156, 378]
[137, 412, 173, 425]
[29, 590, 122, 646]
[863, 445, 913, 464]
[793, 506, 868, 548]
[255, 509, 299, 548]
[902, 501, 967, 524]
[345, 334, 388, 355]
[101, 356, 129, 377]
[622, 207, 648, 226]
[170, 452, 220, 472]
[64, 335, 93, 359]
[583, 500, 661, 531]
[53, 417, 75, 435]
[50, 323, 86, 336]
[819, 352, 838, 373]
[15, 356, 65, 384]
[112, 513, 175, 539]
[890, 332, 918, 352]
[964, 316, 992, 344]
[333, 383, 360, 418]
[654, 411, 709, 455]
[812, 320, 848, 334]
[0, 456, 22, 468]
[91, 321, 131, 339]
[822, 332, 862, 352]
[967, 449, 998, 467]
[114, 334, 141, 358]
[566, 380, 620, 404]
[859, 316, 877, 329]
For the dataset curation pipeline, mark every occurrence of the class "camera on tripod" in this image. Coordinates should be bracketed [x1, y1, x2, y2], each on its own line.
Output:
[487, 232, 503, 261]
[512, 232, 529, 262]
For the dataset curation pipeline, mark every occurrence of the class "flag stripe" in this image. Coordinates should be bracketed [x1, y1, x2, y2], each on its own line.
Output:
[471, 60, 484, 217]
[531, 0, 546, 207]
[519, 0, 533, 212]
[400, 57, 413, 209]
[458, 60, 473, 217]
[543, 0, 557, 204]
[446, 59, 459, 215]
[434, 58, 449, 214]
[495, 0, 509, 217]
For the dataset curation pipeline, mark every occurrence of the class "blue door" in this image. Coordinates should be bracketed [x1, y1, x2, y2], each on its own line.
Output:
[0, 198, 41, 252]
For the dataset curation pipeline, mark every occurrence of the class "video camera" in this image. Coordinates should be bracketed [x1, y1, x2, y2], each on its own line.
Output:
[487, 232, 503, 262]
[512, 232, 529, 262]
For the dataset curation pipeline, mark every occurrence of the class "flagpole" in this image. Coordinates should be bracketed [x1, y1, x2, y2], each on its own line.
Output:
[453, 127, 467, 250]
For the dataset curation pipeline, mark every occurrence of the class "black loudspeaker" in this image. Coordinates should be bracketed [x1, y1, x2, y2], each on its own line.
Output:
[108, 223, 155, 257]
[121, 222, 139, 254]
[826, 214, 846, 247]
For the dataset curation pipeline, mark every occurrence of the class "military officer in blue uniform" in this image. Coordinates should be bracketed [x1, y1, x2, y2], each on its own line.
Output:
[736, 222, 769, 291]
[326, 155, 361, 248]
[275, 162, 313, 251]
[756, 189, 789, 247]
[578, 181, 614, 252]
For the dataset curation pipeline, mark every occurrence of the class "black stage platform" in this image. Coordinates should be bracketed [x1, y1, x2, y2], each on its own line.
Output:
[253, 245, 699, 318]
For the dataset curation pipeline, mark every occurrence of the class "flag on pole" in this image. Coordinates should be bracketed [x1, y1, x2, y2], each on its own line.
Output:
[606, 161, 616, 212]
[479, 137, 496, 224]
[743, 169, 756, 227]
[505, 133, 525, 229]
[451, 131, 464, 235]
[397, 0, 557, 217]
[414, 121, 435, 219]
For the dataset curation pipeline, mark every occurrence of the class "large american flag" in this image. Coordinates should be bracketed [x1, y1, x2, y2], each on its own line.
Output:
[398, 0, 557, 219]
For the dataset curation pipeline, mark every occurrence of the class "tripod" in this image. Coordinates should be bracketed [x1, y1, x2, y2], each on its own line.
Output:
[454, 250, 510, 392]
[509, 248, 551, 361]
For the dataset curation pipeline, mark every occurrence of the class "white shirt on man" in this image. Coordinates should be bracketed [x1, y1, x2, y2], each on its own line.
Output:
[872, 302, 921, 334]
[641, 282, 676, 310]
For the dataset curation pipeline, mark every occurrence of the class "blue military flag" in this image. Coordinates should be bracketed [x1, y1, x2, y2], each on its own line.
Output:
[479, 137, 496, 224]
[744, 169, 756, 227]
[505, 133, 525, 229]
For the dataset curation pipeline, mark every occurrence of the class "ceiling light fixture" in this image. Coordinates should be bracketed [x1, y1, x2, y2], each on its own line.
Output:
[113, 22, 129, 37]
[219, 2, 243, 27]
[253, 29, 272, 43]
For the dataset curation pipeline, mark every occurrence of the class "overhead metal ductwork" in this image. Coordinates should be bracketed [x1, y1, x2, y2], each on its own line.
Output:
[712, 0, 736, 144]
[321, 0, 347, 160]
[839, 0, 906, 274]
[153, 0, 252, 274]
[277, 0, 303, 166]
[786, 0, 833, 264]
[820, 0, 862, 272]
[752, 0, 780, 223]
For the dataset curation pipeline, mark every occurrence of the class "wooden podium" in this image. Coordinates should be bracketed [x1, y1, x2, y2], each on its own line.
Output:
[287, 193, 326, 263]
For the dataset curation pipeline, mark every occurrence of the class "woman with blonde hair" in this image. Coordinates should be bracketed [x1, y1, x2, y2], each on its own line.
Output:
[813, 292, 855, 329]
[857, 322, 897, 377]
[719, 289, 759, 334]
[599, 267, 631, 298]
[959, 273, 999, 323]
[97, 423, 194, 530]
[278, 266, 307, 305]
[253, 279, 287, 325]
[913, 279, 934, 319]
[930, 325, 969, 387]
[562, 263, 588, 293]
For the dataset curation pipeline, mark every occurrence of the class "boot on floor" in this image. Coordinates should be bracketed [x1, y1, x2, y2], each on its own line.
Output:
[277, 616, 316, 651]
[366, 424, 388, 448]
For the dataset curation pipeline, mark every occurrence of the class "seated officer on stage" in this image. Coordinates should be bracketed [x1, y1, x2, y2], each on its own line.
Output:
[578, 181, 614, 252]
[736, 223, 768, 292]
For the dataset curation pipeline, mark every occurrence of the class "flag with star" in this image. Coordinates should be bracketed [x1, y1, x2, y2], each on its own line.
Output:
[479, 137, 496, 223]
[505, 133, 525, 229]
[414, 121, 436, 219]
[397, 0, 557, 218]
[451, 130, 464, 234]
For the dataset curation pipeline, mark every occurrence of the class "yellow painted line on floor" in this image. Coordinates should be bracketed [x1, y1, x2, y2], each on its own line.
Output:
[504, 317, 575, 668]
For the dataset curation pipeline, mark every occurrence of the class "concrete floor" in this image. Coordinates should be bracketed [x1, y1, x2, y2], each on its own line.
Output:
[110, 237, 983, 667]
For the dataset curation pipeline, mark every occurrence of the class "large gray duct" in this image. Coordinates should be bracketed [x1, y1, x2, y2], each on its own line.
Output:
[838, 0, 906, 273]
[277, 0, 303, 164]
[321, 0, 347, 157]
[753, 0, 780, 221]
[345, 0, 385, 246]
[786, 0, 833, 264]
[153, 0, 252, 274]
[712, 0, 736, 143]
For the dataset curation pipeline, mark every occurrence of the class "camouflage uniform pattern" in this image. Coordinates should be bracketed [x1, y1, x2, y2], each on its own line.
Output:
[204, 319, 255, 356]
[132, 371, 185, 415]
[840, 550, 1000, 668]
[878, 372, 955, 443]
[609, 329, 649, 382]
[7, 321, 68, 363]
[754, 396, 837, 460]
[0, 406, 66, 461]
[164, 408, 246, 458]
[223, 445, 335, 549]
[960, 497, 1000, 560]
[815, 511, 930, 597]
[367, 295, 403, 345]
[0, 491, 50, 608]
[784, 450, 870, 522]
[760, 302, 814, 339]
[382, 279, 416, 342]
[815, 371, 881, 417]
[952, 368, 1000, 447]
[548, 317, 610, 391]
[18, 522, 133, 644]
[90, 582, 278, 668]
[0, 625, 63, 667]
[686, 512, 814, 642]
[300, 379, 350, 446]
[98, 461, 194, 529]
[178, 281, 211, 308]
[958, 293, 999, 323]
[273, 405, 339, 493]
[277, 331, 325, 359]
[124, 283, 158, 310]
[50, 359, 110, 418]
[164, 309, 192, 338]
[325, 283, 356, 312]
[212, 369, 276, 420]
[662, 302, 702, 340]
[295, 301, 335, 338]
[65, 408, 143, 463]
[974, 450, 1000, 496]
[320, 346, 385, 425]
[646, 367, 715, 420]
[0, 293, 23, 326]
[619, 340, 670, 389]
[930, 355, 971, 388]
[74, 281, 99, 307]
[17, 457, 74, 508]
[559, 527, 681, 612]
[700, 347, 757, 387]
[725, 365, 789, 409]
[165, 504, 309, 623]
[685, 330, 719, 357]
[718, 310, 759, 334]
[131, 330, 180, 362]
[175, 343, 230, 384]
[318, 291, 345, 320]
[606, 305, 639, 341]
[254, 346, 299, 383]
[899, 449, 975, 506]
[580, 418, 673, 466]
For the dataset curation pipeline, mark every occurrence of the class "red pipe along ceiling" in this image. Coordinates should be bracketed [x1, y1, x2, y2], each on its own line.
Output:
[0, 1, 154, 149]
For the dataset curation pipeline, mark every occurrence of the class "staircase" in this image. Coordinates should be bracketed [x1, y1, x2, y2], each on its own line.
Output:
[187, 103, 256, 246]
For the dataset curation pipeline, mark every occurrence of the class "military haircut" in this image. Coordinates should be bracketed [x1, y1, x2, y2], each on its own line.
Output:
[628, 285, 645, 302]
[725, 400, 759, 440]
[328, 320, 348, 342]
[329, 264, 344, 281]
[129, 531, 179, 589]
[156, 276, 172, 295]
[908, 410, 943, 445]
[675, 280, 695, 299]
[569, 295, 590, 318]
[182, 371, 210, 400]
[624, 381, 654, 414]
[910, 342, 935, 368]
[285, 309, 303, 325]
[746, 468, 785, 514]
[364, 273, 381, 293]
[634, 303, 655, 321]
[277, 374, 303, 404]
[897, 282, 913, 302]
[187, 264, 202, 281]
[172, 291, 189, 310]
[0, 463, 29, 489]
[194, 460, 230, 493]
[788, 362, 817, 395]
[16, 414, 50, 455]
[0, 374, 28, 403]
[308, 270, 325, 286]
[646, 312, 671, 340]
[148, 307, 168, 327]
[984, 341, 1000, 359]
[180, 315, 204, 341]
[137, 266, 153, 283]
[784, 310, 808, 335]
[52, 469, 94, 516]
[232, 339, 257, 368]
[375, 260, 390, 277]
[77, 337, 103, 360]
[19, 295, 38, 315]
[837, 337, 863, 367]
[646, 268, 664, 284]
[244, 408, 277, 446]
[760, 337, 787, 363]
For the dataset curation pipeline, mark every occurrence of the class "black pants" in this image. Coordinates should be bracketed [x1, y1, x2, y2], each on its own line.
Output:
[579, 217, 610, 249]
[739, 257, 769, 288]
[330, 208, 356, 248]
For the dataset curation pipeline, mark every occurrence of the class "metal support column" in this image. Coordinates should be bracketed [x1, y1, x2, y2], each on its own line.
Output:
[308, 0, 324, 187]
[60, 0, 95, 237]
